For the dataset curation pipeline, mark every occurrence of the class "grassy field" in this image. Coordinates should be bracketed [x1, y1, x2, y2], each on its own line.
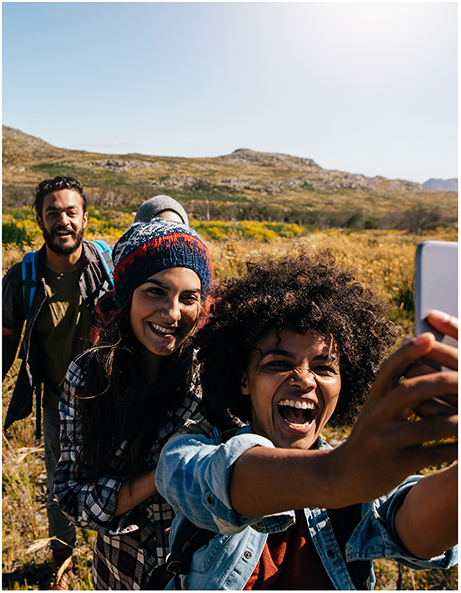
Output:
[2, 221, 458, 590]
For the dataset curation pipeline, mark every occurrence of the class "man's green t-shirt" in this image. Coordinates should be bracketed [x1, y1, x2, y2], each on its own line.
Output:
[35, 266, 92, 409]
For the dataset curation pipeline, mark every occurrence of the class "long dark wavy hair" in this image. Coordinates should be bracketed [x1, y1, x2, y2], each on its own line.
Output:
[195, 248, 400, 432]
[73, 298, 197, 482]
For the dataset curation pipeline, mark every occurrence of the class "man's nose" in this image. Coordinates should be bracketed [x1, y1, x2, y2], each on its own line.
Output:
[57, 212, 71, 226]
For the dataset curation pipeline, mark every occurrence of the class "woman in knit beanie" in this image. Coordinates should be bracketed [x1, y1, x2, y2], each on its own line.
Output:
[91, 199, 191, 342]
[54, 220, 215, 589]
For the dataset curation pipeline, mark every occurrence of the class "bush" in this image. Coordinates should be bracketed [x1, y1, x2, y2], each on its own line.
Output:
[191, 219, 305, 243]
[2, 223, 32, 246]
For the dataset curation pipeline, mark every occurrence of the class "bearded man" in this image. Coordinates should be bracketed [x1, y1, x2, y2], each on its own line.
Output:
[2, 176, 114, 589]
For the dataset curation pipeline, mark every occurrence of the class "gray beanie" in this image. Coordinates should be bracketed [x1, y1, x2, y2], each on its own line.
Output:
[134, 195, 189, 226]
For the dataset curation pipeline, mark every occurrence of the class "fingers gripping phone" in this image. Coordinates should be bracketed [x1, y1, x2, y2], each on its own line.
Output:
[415, 240, 458, 349]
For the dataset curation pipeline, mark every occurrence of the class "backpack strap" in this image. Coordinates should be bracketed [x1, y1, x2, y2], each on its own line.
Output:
[169, 522, 218, 589]
[21, 250, 40, 317]
[328, 504, 371, 590]
[20, 251, 43, 438]
[91, 240, 114, 283]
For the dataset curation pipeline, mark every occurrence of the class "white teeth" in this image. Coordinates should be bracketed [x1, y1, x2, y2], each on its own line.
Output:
[278, 399, 315, 410]
[150, 323, 176, 335]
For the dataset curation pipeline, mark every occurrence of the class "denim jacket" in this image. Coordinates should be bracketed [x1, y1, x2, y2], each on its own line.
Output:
[156, 425, 457, 590]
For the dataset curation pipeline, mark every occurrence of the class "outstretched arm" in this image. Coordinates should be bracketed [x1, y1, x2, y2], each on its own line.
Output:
[394, 463, 457, 559]
[230, 332, 457, 516]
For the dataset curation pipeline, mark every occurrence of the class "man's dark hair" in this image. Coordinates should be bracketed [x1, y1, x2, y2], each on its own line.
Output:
[34, 176, 86, 216]
[195, 248, 400, 431]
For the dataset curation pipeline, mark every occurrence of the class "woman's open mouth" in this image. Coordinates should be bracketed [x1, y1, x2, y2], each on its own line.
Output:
[277, 398, 316, 428]
[147, 322, 178, 338]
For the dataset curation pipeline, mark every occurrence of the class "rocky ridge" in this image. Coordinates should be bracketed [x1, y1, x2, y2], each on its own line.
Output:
[3, 127, 431, 196]
[82, 148, 428, 195]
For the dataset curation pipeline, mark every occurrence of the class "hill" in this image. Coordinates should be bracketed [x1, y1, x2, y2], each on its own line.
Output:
[423, 178, 458, 192]
[2, 126, 457, 230]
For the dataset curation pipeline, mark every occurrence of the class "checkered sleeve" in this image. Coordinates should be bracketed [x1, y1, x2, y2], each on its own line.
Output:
[54, 354, 137, 535]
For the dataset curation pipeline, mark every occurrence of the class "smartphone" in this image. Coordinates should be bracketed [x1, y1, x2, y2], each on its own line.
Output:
[414, 240, 458, 348]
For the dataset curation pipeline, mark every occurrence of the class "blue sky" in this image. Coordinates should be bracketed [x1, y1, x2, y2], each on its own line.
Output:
[2, 2, 458, 184]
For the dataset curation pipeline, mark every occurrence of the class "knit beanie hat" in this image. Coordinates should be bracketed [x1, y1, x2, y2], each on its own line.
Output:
[134, 195, 189, 226]
[113, 219, 212, 306]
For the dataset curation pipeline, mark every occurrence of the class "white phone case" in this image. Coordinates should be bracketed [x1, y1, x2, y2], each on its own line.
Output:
[414, 240, 458, 348]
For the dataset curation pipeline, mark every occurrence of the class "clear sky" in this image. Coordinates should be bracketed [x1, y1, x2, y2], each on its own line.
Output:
[2, 2, 458, 184]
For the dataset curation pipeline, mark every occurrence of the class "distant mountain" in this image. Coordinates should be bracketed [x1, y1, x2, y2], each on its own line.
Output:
[423, 178, 458, 192]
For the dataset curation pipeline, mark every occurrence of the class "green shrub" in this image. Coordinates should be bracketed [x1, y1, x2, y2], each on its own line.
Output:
[2, 223, 32, 246]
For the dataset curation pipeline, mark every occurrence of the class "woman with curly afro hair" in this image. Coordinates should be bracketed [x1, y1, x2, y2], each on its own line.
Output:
[195, 249, 398, 431]
[155, 248, 458, 591]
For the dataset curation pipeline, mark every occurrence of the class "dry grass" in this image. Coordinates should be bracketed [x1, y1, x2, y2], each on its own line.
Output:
[2, 363, 96, 590]
[2, 226, 458, 590]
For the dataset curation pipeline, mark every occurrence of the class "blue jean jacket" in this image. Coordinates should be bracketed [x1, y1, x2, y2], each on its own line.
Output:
[155, 425, 457, 590]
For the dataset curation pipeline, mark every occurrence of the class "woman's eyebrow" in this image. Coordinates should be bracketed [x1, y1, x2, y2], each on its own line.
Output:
[261, 349, 296, 359]
[261, 350, 338, 362]
[142, 279, 201, 292]
[143, 279, 169, 289]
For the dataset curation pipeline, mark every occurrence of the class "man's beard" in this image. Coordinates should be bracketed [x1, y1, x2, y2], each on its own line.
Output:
[43, 226, 85, 256]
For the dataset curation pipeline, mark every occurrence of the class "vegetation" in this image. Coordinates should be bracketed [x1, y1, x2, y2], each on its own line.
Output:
[2, 363, 96, 590]
[2, 126, 458, 232]
[2, 207, 458, 589]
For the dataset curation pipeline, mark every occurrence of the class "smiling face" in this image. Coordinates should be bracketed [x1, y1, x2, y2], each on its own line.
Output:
[36, 189, 88, 255]
[240, 327, 341, 450]
[130, 267, 202, 377]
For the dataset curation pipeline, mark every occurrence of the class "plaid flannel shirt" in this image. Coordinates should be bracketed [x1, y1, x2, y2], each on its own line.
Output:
[54, 351, 204, 589]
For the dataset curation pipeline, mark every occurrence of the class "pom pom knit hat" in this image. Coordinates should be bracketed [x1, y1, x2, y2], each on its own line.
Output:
[113, 220, 212, 307]
[134, 195, 189, 226]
